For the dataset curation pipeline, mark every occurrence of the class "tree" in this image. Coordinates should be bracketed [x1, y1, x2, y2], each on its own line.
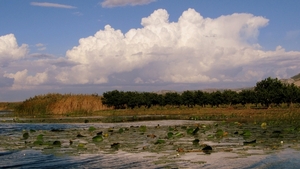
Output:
[181, 90, 195, 107]
[283, 83, 300, 107]
[222, 90, 238, 107]
[238, 89, 257, 107]
[254, 77, 285, 108]
[102, 90, 127, 109]
[194, 90, 205, 107]
[164, 92, 181, 107]
[210, 91, 223, 107]
[124, 91, 139, 109]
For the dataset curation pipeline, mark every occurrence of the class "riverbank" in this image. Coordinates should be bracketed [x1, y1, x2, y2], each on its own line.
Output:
[1, 106, 300, 125]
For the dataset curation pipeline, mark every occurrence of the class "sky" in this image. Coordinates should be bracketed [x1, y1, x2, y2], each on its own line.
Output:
[1, 0, 300, 101]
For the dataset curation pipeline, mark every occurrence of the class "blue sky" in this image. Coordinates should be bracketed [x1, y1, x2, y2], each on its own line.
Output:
[1, 0, 300, 101]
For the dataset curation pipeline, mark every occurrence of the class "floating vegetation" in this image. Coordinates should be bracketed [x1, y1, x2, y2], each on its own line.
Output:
[111, 143, 120, 150]
[92, 135, 103, 142]
[261, 122, 267, 129]
[23, 132, 29, 140]
[243, 139, 256, 145]
[202, 145, 213, 154]
[192, 139, 200, 145]
[139, 125, 147, 132]
[88, 126, 96, 132]
[53, 141, 61, 146]
[154, 139, 166, 145]
[167, 132, 173, 139]
[118, 128, 124, 133]
[242, 130, 252, 137]
[0, 119, 299, 168]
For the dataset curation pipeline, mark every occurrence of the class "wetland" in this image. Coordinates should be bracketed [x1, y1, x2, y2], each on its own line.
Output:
[0, 110, 300, 169]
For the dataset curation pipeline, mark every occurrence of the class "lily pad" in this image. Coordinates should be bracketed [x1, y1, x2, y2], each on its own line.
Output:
[111, 143, 120, 149]
[154, 139, 166, 144]
[30, 129, 36, 133]
[192, 127, 200, 135]
[261, 122, 267, 129]
[168, 126, 175, 131]
[88, 126, 96, 132]
[51, 129, 64, 132]
[53, 141, 61, 146]
[187, 128, 194, 135]
[23, 132, 29, 140]
[243, 139, 256, 145]
[118, 128, 124, 133]
[174, 132, 183, 137]
[193, 139, 200, 145]
[37, 134, 44, 141]
[92, 135, 103, 142]
[216, 129, 224, 137]
[242, 130, 252, 137]
[140, 125, 147, 132]
[77, 134, 86, 137]
[33, 140, 43, 145]
[167, 132, 173, 139]
[78, 143, 85, 148]
[202, 145, 212, 154]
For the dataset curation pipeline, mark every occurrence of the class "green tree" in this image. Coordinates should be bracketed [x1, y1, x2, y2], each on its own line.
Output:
[254, 77, 285, 108]
[181, 90, 195, 107]
[164, 92, 181, 107]
[283, 83, 300, 107]
[102, 90, 127, 109]
[238, 89, 257, 107]
[222, 90, 238, 107]
[210, 91, 223, 107]
[194, 90, 205, 107]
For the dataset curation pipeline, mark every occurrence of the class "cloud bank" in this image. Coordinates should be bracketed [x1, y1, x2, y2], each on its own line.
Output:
[2, 8, 300, 94]
[30, 2, 76, 9]
[101, 0, 156, 7]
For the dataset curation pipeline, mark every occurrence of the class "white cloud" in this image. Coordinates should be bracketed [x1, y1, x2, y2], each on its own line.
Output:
[73, 12, 83, 16]
[30, 2, 76, 9]
[35, 43, 46, 51]
[65, 8, 278, 84]
[101, 0, 156, 7]
[0, 34, 28, 66]
[4, 69, 48, 89]
[35, 43, 44, 47]
[2, 8, 300, 93]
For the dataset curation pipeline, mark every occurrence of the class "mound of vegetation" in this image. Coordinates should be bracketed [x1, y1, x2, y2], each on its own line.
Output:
[15, 93, 108, 116]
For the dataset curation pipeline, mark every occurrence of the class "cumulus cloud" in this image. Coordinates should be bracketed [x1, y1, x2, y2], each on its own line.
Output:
[0, 34, 28, 66]
[66, 8, 284, 85]
[101, 0, 156, 7]
[30, 2, 76, 9]
[4, 69, 48, 89]
[3, 8, 300, 93]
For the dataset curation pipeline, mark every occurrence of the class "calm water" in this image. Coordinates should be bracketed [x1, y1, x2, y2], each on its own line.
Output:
[0, 120, 299, 169]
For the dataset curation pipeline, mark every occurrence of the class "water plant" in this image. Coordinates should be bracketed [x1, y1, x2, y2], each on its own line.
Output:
[154, 139, 166, 144]
[140, 125, 147, 132]
[92, 135, 103, 142]
[88, 126, 96, 132]
[23, 132, 29, 140]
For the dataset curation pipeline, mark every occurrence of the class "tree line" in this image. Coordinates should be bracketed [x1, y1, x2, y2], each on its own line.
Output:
[102, 77, 300, 109]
